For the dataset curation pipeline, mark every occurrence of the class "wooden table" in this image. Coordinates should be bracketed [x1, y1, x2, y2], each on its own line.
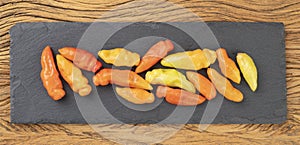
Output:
[1, 0, 300, 144]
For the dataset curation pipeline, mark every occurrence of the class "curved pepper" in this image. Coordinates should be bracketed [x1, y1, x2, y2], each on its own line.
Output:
[116, 87, 155, 104]
[237, 53, 258, 91]
[56, 55, 92, 96]
[145, 69, 195, 93]
[93, 68, 153, 90]
[216, 48, 241, 84]
[207, 68, 243, 102]
[58, 47, 102, 73]
[186, 71, 216, 100]
[161, 49, 216, 70]
[135, 39, 174, 73]
[40, 46, 65, 100]
[98, 48, 140, 67]
[156, 86, 206, 106]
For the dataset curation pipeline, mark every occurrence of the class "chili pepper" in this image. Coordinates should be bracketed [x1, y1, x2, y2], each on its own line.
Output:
[216, 48, 241, 84]
[40, 46, 65, 100]
[186, 71, 216, 100]
[98, 48, 140, 67]
[58, 47, 102, 73]
[93, 68, 153, 90]
[56, 55, 92, 96]
[207, 68, 243, 102]
[116, 87, 155, 104]
[237, 53, 258, 91]
[156, 86, 206, 106]
[160, 49, 216, 70]
[145, 69, 195, 93]
[135, 39, 174, 73]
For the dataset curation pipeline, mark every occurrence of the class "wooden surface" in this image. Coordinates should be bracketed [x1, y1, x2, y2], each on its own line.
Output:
[1, 0, 300, 144]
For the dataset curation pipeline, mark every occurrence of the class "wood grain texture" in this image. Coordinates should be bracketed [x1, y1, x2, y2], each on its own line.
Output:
[1, 0, 300, 144]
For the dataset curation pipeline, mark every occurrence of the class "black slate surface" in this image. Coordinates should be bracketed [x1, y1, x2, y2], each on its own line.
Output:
[10, 22, 286, 124]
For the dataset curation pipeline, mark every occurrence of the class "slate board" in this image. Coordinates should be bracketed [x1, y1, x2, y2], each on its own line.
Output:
[10, 22, 286, 124]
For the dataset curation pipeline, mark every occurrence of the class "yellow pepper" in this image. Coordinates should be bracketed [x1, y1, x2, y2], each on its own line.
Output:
[56, 55, 92, 96]
[161, 49, 216, 70]
[116, 87, 155, 104]
[236, 53, 258, 91]
[98, 48, 140, 67]
[145, 69, 196, 93]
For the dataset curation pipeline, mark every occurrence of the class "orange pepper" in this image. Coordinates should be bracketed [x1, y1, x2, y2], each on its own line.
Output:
[56, 55, 92, 96]
[207, 68, 243, 102]
[156, 86, 206, 106]
[40, 46, 65, 100]
[216, 48, 241, 84]
[135, 39, 174, 73]
[115, 87, 155, 104]
[58, 47, 102, 73]
[93, 68, 153, 90]
[186, 71, 216, 100]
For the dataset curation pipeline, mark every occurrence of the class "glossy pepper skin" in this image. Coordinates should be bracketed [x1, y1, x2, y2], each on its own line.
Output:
[58, 47, 102, 73]
[135, 39, 174, 73]
[40, 46, 65, 100]
[207, 68, 243, 102]
[93, 69, 153, 90]
[156, 86, 206, 106]
[161, 49, 216, 70]
[186, 71, 216, 100]
[237, 53, 258, 91]
[216, 48, 241, 84]
[56, 55, 92, 96]
[145, 69, 196, 93]
[116, 87, 155, 104]
[98, 48, 140, 67]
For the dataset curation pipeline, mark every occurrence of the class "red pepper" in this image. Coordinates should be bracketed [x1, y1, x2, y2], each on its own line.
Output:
[156, 86, 206, 106]
[135, 39, 174, 73]
[58, 47, 102, 73]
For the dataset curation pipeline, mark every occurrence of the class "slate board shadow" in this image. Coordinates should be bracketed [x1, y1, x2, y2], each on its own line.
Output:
[10, 22, 286, 124]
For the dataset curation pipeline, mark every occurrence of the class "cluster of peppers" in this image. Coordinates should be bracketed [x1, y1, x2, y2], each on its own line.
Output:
[41, 39, 257, 106]
[40, 46, 101, 100]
